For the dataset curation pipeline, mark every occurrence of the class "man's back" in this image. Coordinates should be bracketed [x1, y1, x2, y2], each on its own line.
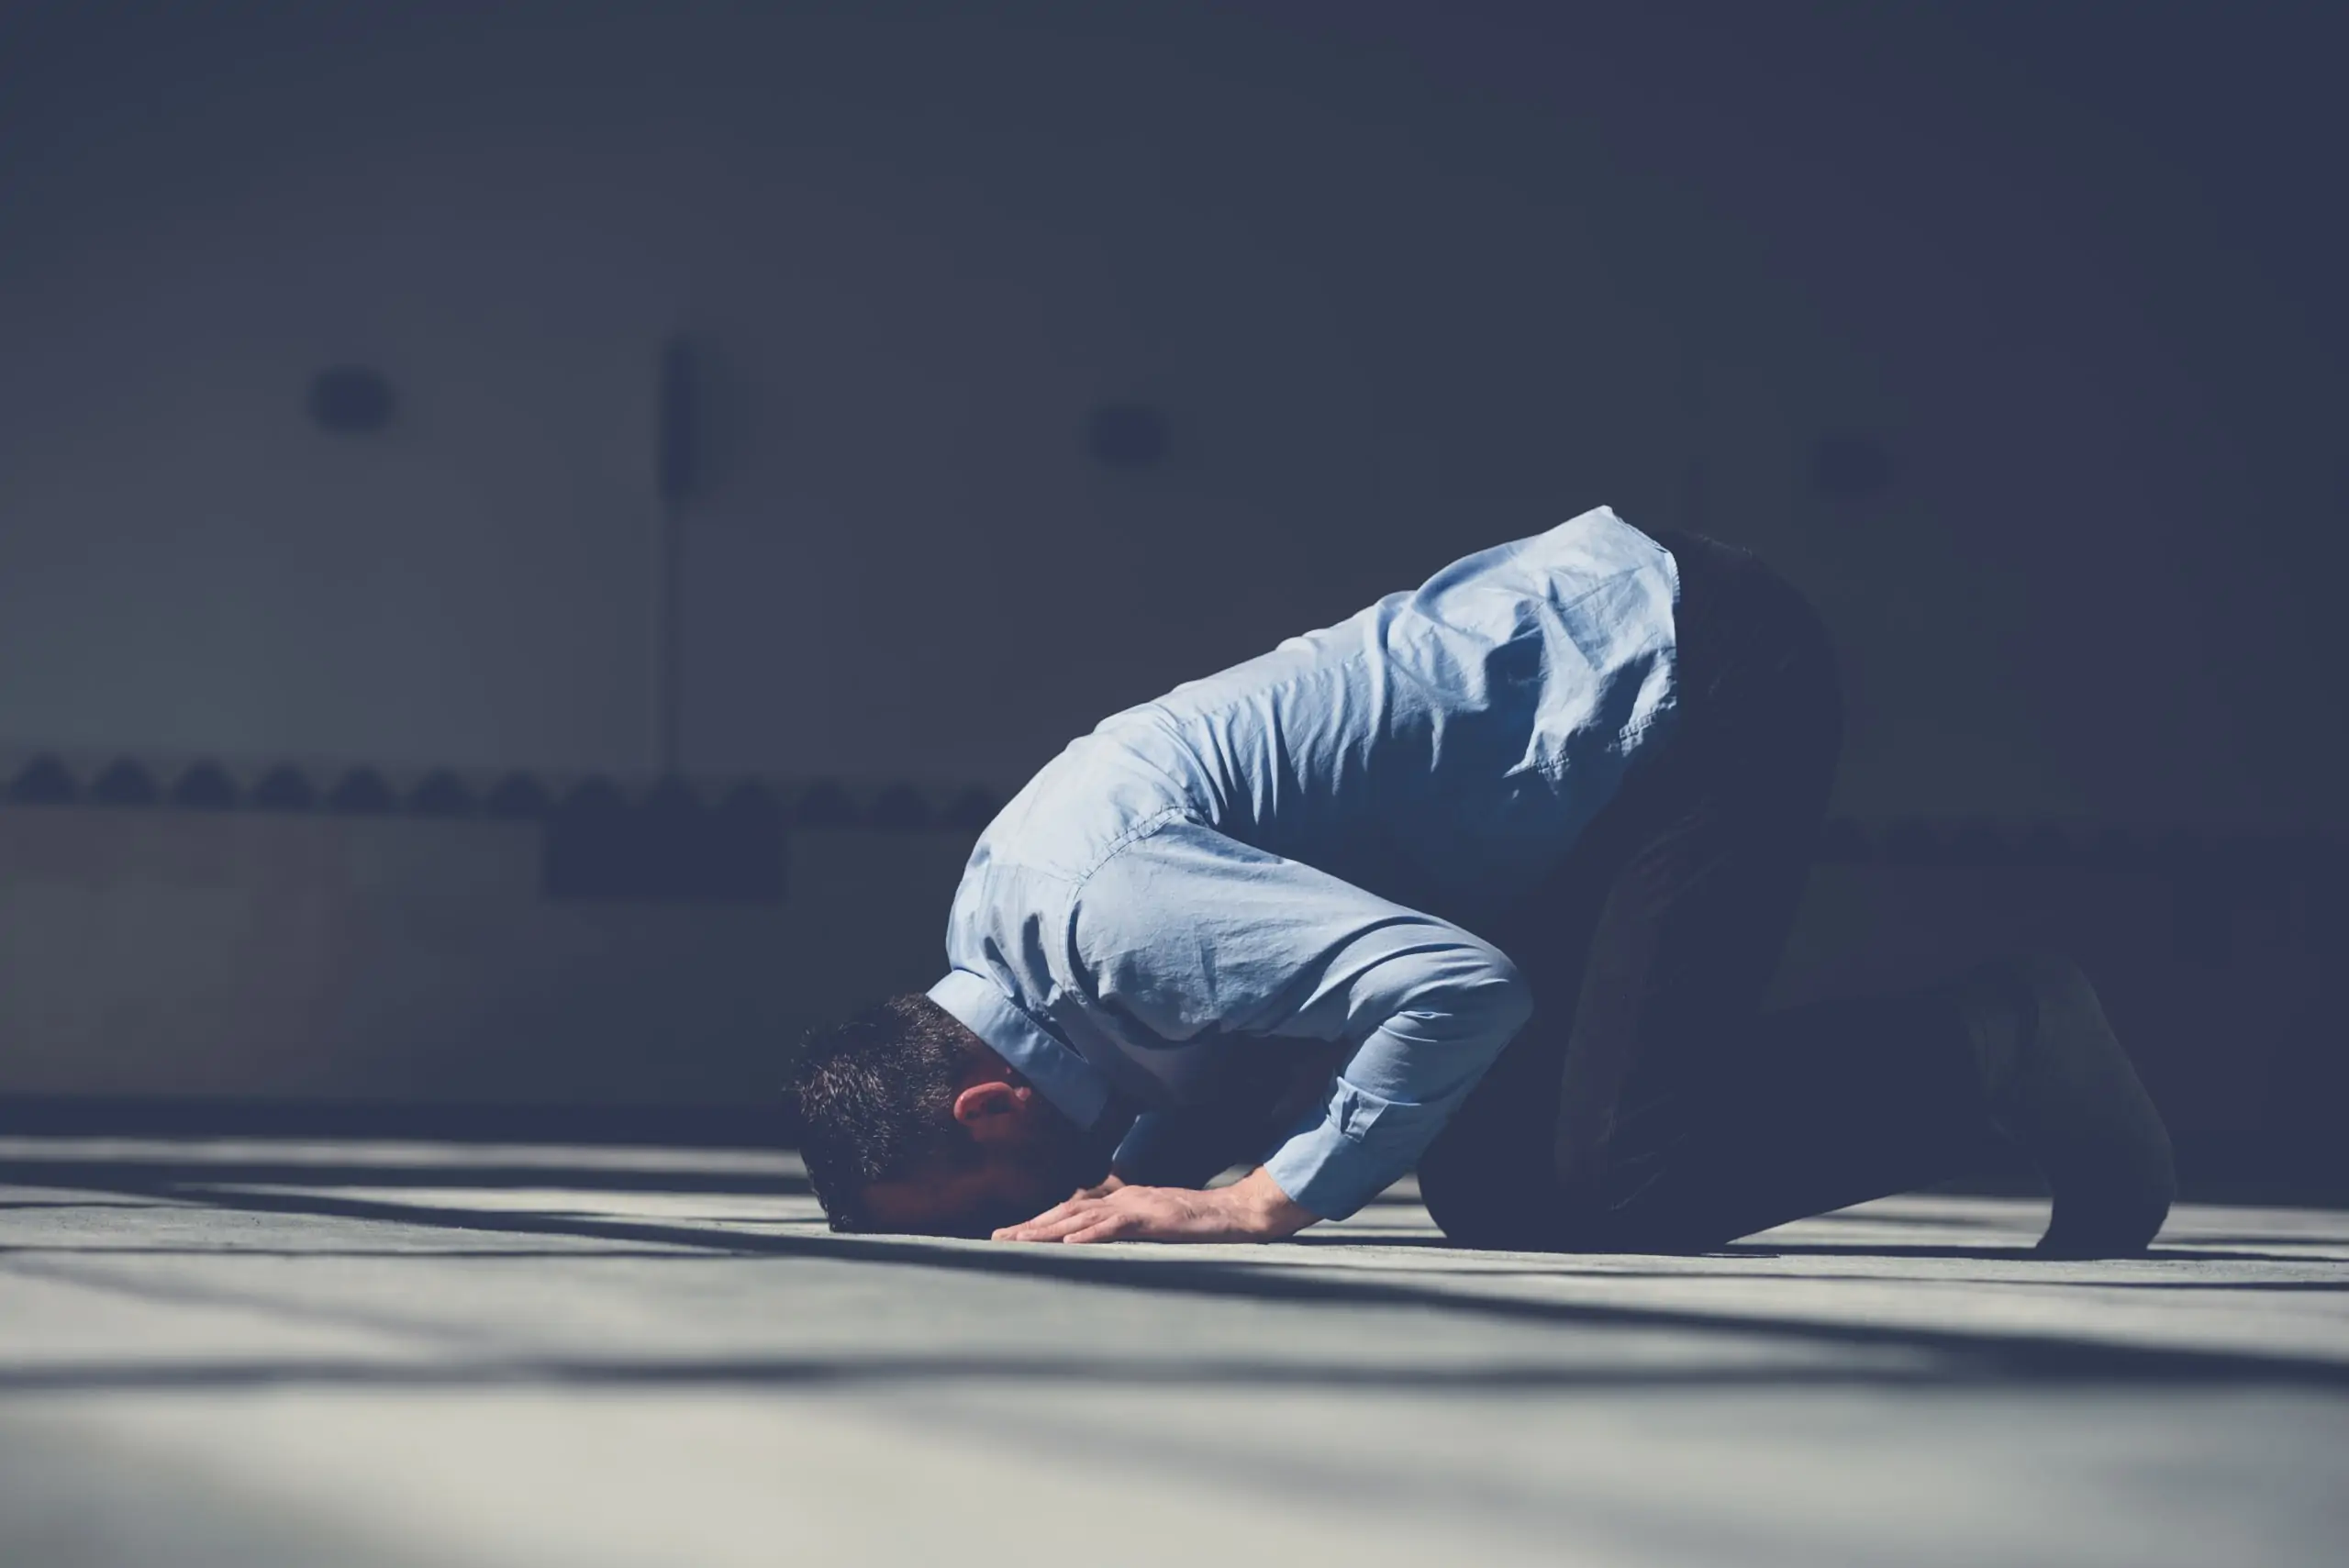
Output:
[803, 512, 2175, 1257]
[923, 507, 1683, 1212]
[971, 504, 1683, 929]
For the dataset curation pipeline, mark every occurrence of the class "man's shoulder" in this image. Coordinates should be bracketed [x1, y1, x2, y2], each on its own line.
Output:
[970, 735, 1194, 889]
[1407, 505, 1675, 610]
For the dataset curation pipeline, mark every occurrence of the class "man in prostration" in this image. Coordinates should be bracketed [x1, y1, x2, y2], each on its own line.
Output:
[789, 507, 2175, 1255]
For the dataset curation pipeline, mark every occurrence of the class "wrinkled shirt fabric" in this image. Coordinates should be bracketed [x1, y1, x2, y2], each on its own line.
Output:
[928, 506, 1684, 1219]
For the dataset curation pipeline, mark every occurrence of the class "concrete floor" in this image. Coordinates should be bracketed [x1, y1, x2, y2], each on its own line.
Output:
[2, 1137, 2344, 1568]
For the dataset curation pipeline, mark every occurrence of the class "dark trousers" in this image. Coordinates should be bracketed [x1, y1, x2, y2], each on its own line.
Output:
[1416, 533, 1995, 1251]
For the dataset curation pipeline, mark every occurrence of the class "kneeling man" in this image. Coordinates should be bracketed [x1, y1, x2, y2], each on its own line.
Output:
[791, 507, 2175, 1255]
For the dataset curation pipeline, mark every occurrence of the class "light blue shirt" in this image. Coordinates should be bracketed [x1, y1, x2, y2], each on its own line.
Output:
[929, 506, 1683, 1219]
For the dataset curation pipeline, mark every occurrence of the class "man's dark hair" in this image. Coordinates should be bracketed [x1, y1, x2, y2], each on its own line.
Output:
[789, 993, 980, 1230]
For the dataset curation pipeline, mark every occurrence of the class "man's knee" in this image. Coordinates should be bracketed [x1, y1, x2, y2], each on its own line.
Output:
[1417, 1148, 1553, 1250]
[1419, 1152, 1596, 1251]
[1421, 1153, 1733, 1254]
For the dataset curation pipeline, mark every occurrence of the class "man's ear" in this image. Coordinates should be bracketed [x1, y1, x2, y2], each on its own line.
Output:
[950, 1080, 1032, 1144]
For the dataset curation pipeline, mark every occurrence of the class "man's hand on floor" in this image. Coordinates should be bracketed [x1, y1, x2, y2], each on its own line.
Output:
[992, 1167, 1318, 1244]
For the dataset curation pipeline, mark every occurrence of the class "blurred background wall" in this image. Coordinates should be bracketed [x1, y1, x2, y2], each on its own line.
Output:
[3, 0, 2340, 818]
[0, 2, 2340, 1163]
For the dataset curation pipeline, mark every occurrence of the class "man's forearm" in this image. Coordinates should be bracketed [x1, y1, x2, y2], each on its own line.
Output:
[1262, 967, 1535, 1220]
[1112, 1042, 1353, 1190]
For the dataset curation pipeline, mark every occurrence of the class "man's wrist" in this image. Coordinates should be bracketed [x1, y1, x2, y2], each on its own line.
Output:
[1222, 1167, 1319, 1238]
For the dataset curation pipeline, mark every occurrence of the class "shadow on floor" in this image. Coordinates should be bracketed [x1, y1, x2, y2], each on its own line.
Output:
[0, 1349, 2143, 1398]
[0, 1096, 793, 1148]
[7, 1159, 2344, 1396]
[0, 1156, 809, 1197]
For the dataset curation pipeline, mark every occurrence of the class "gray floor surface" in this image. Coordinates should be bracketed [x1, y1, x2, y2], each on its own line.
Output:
[2, 1136, 2344, 1567]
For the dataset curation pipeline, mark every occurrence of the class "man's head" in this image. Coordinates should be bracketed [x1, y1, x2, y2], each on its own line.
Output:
[789, 994, 1110, 1236]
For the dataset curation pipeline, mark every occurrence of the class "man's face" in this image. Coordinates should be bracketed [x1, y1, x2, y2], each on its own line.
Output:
[860, 1150, 1069, 1238]
[855, 1087, 1114, 1238]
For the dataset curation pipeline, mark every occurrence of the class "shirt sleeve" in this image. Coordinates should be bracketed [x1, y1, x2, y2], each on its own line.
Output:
[1063, 817, 1533, 1220]
[1109, 1037, 1353, 1188]
[1110, 1106, 1278, 1190]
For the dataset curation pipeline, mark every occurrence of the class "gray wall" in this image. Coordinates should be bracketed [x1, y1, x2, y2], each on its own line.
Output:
[0, 803, 2330, 1148]
[0, 805, 968, 1108]
[0, 4, 2341, 1131]
[2, 2, 2340, 825]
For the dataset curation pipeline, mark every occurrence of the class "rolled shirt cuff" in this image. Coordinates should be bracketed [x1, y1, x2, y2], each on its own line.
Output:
[1258, 1081, 1427, 1221]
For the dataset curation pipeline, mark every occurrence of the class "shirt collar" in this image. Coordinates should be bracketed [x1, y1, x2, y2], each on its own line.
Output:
[927, 970, 1114, 1130]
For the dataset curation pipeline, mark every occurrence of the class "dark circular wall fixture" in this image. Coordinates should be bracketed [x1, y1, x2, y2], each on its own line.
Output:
[1809, 433, 1892, 500]
[1084, 403, 1168, 470]
[307, 365, 395, 434]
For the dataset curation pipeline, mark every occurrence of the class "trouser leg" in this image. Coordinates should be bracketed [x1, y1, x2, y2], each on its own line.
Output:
[1418, 535, 1994, 1251]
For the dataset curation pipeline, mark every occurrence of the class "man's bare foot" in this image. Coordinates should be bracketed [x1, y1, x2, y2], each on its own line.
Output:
[1975, 955, 2176, 1258]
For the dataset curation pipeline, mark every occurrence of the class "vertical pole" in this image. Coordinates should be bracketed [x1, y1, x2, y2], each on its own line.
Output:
[652, 337, 696, 777]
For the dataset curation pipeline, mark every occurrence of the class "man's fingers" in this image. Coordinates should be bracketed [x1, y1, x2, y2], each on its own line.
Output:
[995, 1199, 1089, 1237]
[990, 1182, 1281, 1245]
[992, 1196, 1110, 1241]
[990, 1186, 1215, 1245]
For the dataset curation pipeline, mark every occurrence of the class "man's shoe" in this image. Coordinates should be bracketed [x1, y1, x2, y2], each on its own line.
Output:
[1974, 955, 2176, 1258]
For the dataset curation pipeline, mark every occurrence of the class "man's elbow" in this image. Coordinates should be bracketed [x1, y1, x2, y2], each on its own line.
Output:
[1442, 941, 1532, 1038]
[1380, 939, 1534, 1050]
[1481, 951, 1535, 1037]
